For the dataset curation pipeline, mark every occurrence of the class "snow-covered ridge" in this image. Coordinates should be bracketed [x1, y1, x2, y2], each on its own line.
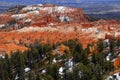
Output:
[11, 10, 39, 19]
[11, 4, 76, 20]
[22, 4, 75, 13]
[11, 13, 28, 19]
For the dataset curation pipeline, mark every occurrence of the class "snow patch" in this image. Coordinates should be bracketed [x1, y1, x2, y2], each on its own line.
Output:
[0, 24, 5, 28]
[105, 72, 120, 80]
[24, 67, 31, 72]
[59, 67, 64, 75]
[11, 14, 28, 19]
[53, 58, 57, 63]
[22, 5, 75, 14]
[42, 69, 46, 74]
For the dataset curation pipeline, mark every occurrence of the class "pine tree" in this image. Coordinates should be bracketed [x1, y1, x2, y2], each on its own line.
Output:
[97, 39, 104, 52]
[73, 63, 92, 80]
[46, 64, 60, 80]
[28, 71, 36, 80]
[74, 43, 83, 53]
[0, 60, 5, 80]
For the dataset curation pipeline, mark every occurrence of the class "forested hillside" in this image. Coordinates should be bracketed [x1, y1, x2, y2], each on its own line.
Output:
[1, 39, 120, 80]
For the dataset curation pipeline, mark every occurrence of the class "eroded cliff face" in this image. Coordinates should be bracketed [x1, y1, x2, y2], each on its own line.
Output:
[0, 4, 120, 58]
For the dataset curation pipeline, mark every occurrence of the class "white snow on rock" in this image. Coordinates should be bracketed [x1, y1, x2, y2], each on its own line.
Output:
[22, 6, 39, 11]
[59, 15, 70, 22]
[15, 74, 19, 80]
[0, 54, 5, 59]
[54, 6, 67, 13]
[37, 4, 43, 6]
[59, 67, 64, 75]
[26, 10, 39, 15]
[106, 53, 111, 61]
[0, 24, 5, 28]
[68, 59, 74, 68]
[24, 67, 31, 72]
[81, 28, 97, 32]
[22, 5, 75, 14]
[42, 69, 46, 74]
[54, 6, 74, 13]
[65, 59, 74, 71]
[48, 23, 54, 26]
[25, 19, 31, 23]
[105, 72, 120, 80]
[111, 58, 117, 62]
[11, 14, 28, 19]
[53, 58, 57, 63]
[104, 39, 109, 43]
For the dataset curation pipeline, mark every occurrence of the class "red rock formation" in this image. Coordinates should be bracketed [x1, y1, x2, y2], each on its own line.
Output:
[114, 57, 120, 68]
[0, 4, 120, 56]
